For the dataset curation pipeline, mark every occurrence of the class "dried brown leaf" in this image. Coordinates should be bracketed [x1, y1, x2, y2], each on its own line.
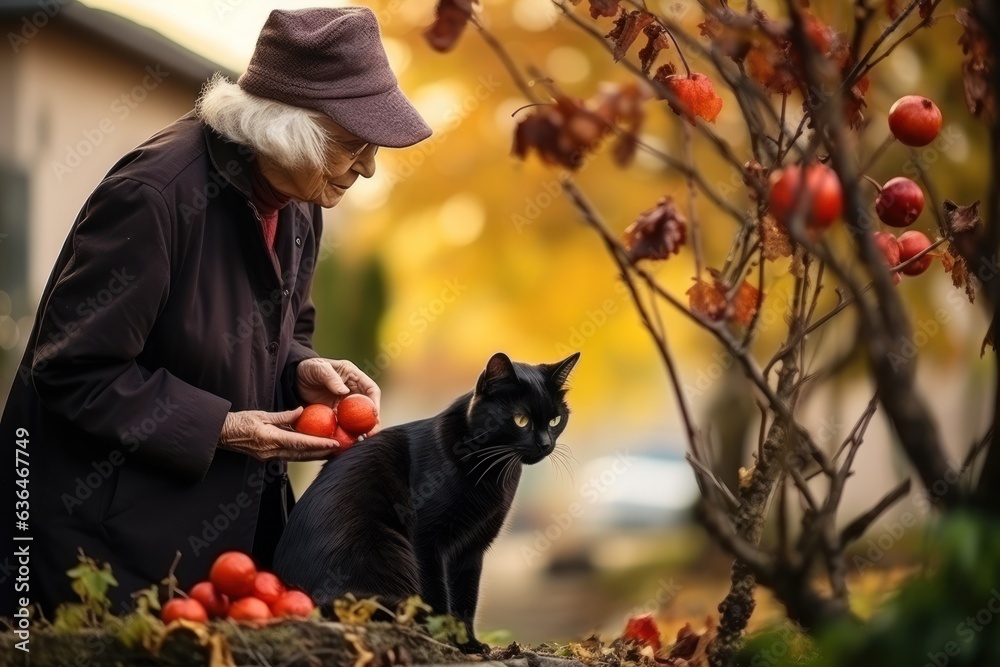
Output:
[944, 199, 983, 236]
[623, 196, 687, 263]
[513, 83, 649, 170]
[588, 0, 620, 19]
[760, 214, 793, 261]
[956, 9, 995, 122]
[334, 595, 382, 625]
[687, 270, 762, 327]
[607, 10, 656, 62]
[591, 80, 649, 167]
[661, 616, 718, 667]
[944, 199, 984, 277]
[423, 0, 478, 53]
[844, 72, 871, 130]
[639, 22, 671, 75]
[687, 280, 727, 322]
[940, 250, 976, 304]
[730, 280, 762, 328]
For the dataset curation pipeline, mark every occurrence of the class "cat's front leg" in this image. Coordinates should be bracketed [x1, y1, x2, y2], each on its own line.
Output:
[415, 541, 450, 616]
[449, 550, 490, 654]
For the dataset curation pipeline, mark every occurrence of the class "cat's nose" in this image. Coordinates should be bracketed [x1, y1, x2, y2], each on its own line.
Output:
[537, 432, 553, 451]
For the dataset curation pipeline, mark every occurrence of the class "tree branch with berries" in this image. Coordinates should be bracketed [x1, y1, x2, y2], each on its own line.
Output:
[424, 0, 996, 664]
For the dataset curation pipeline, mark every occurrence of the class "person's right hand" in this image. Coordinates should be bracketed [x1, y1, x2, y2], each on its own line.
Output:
[218, 407, 341, 461]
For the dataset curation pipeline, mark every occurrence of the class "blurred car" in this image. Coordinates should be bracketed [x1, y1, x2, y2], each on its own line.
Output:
[577, 447, 701, 531]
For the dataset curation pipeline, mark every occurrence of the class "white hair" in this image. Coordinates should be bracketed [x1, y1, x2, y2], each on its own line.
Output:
[195, 73, 331, 170]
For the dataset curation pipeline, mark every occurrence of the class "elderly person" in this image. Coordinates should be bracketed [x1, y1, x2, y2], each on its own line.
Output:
[0, 7, 431, 617]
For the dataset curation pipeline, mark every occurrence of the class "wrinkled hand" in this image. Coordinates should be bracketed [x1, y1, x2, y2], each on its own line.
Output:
[218, 407, 341, 461]
[295, 358, 382, 423]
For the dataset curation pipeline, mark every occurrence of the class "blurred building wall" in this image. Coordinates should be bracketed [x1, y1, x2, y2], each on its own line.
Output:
[0, 1, 231, 399]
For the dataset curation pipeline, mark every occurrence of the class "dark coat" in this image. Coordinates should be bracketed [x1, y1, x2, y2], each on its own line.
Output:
[0, 110, 323, 617]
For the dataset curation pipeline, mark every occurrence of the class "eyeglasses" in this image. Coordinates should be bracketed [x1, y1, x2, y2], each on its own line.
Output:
[339, 141, 379, 161]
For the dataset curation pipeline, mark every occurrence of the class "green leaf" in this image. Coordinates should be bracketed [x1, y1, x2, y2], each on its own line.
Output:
[426, 614, 469, 645]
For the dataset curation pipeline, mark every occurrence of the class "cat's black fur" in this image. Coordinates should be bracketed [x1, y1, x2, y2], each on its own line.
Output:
[273, 352, 579, 651]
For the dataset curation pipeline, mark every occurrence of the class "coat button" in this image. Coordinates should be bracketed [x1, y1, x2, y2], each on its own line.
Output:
[295, 237, 302, 247]
[282, 288, 290, 298]
[266, 341, 279, 355]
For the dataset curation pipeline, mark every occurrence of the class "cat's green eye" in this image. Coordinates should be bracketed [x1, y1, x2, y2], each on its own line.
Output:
[514, 414, 530, 428]
[549, 416, 561, 427]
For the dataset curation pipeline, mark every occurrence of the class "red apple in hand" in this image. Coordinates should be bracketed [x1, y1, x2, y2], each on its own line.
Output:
[337, 394, 378, 436]
[332, 424, 358, 448]
[295, 404, 337, 437]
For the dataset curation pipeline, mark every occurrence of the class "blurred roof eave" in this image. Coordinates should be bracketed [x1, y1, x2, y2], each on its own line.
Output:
[1, 0, 238, 86]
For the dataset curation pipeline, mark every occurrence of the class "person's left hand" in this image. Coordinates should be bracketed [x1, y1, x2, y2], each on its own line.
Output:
[295, 358, 381, 430]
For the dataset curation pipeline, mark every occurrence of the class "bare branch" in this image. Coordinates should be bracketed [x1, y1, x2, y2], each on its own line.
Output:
[840, 479, 914, 545]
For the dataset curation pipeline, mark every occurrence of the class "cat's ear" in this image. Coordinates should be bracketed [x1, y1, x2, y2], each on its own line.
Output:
[544, 352, 581, 388]
[476, 352, 517, 395]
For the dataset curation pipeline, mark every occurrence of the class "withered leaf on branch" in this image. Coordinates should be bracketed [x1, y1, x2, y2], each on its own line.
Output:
[945, 199, 983, 235]
[423, 0, 479, 53]
[591, 81, 650, 167]
[512, 82, 650, 169]
[698, 11, 753, 62]
[742, 8, 870, 127]
[606, 10, 656, 62]
[639, 22, 671, 75]
[622, 196, 687, 263]
[940, 250, 976, 304]
[654, 64, 724, 124]
[513, 97, 596, 170]
[587, 0, 621, 19]
[956, 9, 996, 122]
[943, 199, 984, 304]
[760, 214, 793, 261]
[687, 269, 762, 327]
[660, 615, 717, 666]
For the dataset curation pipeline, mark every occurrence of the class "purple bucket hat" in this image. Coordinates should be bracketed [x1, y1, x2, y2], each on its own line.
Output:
[237, 7, 432, 148]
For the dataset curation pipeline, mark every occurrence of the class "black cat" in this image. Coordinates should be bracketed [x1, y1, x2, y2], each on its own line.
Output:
[273, 351, 579, 651]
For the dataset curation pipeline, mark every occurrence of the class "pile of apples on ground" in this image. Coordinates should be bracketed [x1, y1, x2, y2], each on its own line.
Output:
[162, 552, 314, 624]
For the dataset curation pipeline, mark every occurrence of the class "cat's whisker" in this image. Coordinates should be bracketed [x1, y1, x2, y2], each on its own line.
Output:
[554, 443, 579, 464]
[475, 453, 517, 486]
[502, 455, 522, 487]
[467, 449, 511, 474]
[460, 445, 510, 462]
[550, 450, 575, 485]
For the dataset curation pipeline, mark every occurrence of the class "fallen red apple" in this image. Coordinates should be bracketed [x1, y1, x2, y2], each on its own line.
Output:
[271, 590, 316, 619]
[210, 551, 257, 599]
[189, 581, 229, 618]
[161, 597, 208, 624]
